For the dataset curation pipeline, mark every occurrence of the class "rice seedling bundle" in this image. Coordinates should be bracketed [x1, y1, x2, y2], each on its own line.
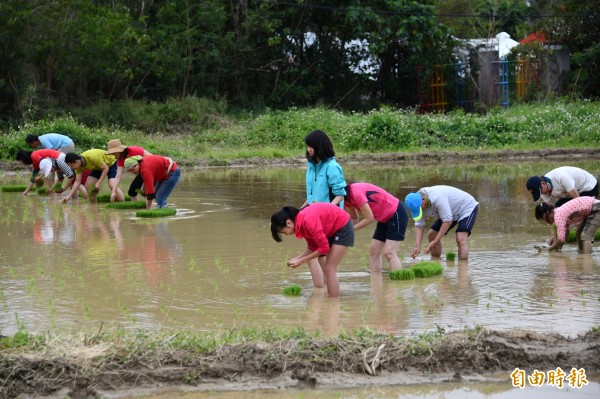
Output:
[136, 208, 177, 218]
[37, 187, 49, 195]
[389, 268, 415, 280]
[283, 285, 302, 296]
[566, 229, 600, 242]
[412, 261, 443, 278]
[106, 201, 147, 209]
[1, 185, 27, 192]
[446, 252, 456, 261]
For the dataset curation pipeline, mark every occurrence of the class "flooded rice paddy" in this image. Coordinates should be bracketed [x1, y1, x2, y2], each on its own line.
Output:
[1, 159, 600, 340]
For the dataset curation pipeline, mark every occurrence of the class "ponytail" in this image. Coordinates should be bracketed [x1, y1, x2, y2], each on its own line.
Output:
[534, 202, 554, 221]
[270, 206, 300, 242]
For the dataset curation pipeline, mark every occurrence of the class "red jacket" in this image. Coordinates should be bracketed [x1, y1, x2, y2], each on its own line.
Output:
[31, 149, 61, 170]
[294, 202, 350, 255]
[139, 155, 178, 196]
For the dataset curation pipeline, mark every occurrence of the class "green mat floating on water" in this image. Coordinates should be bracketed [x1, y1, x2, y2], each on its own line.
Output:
[136, 208, 177, 218]
[1, 185, 27, 192]
[106, 200, 147, 209]
[95, 194, 132, 203]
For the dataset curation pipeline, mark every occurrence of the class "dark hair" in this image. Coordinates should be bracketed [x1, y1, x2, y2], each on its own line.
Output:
[16, 150, 33, 164]
[304, 130, 335, 162]
[535, 202, 554, 221]
[64, 152, 81, 164]
[270, 206, 300, 242]
[25, 134, 39, 144]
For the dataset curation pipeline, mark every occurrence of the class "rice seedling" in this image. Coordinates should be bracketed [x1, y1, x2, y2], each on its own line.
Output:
[95, 194, 132, 202]
[37, 187, 49, 195]
[566, 229, 600, 242]
[136, 208, 177, 218]
[446, 252, 456, 261]
[389, 268, 415, 280]
[1, 185, 27, 192]
[411, 261, 443, 278]
[283, 285, 302, 296]
[105, 200, 146, 209]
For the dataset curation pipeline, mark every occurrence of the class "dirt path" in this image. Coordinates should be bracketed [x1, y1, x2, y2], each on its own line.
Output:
[2, 328, 599, 398]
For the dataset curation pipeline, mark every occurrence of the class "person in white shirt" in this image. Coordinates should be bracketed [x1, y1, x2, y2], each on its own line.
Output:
[526, 166, 598, 206]
[405, 186, 479, 260]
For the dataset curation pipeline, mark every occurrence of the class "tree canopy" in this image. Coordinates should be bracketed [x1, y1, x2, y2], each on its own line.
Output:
[0, 0, 598, 121]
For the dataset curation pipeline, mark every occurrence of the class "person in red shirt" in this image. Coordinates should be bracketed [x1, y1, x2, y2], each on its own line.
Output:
[105, 139, 153, 202]
[344, 182, 408, 272]
[270, 203, 354, 297]
[123, 155, 180, 209]
[534, 196, 600, 254]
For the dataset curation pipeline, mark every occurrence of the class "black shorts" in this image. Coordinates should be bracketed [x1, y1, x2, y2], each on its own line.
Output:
[430, 205, 479, 236]
[372, 202, 408, 242]
[327, 219, 355, 248]
[89, 162, 118, 180]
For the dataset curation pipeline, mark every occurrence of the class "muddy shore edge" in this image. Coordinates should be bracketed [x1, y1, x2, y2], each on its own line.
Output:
[2, 328, 599, 398]
[1, 148, 598, 172]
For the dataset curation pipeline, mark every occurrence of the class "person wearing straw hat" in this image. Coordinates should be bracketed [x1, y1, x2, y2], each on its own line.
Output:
[106, 139, 152, 202]
[123, 155, 180, 209]
[63, 149, 123, 203]
[404, 186, 479, 261]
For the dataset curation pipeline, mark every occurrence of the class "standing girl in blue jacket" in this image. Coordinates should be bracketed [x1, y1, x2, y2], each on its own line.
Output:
[301, 130, 347, 288]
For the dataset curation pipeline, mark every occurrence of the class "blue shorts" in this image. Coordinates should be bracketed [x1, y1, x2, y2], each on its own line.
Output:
[372, 202, 408, 242]
[88, 162, 118, 180]
[430, 205, 479, 236]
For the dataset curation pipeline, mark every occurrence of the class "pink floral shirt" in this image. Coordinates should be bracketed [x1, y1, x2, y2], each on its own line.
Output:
[553, 196, 596, 242]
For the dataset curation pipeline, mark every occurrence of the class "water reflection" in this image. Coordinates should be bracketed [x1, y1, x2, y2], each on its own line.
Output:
[1, 160, 600, 337]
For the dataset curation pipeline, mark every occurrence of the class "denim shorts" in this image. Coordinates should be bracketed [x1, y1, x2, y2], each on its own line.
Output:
[89, 162, 118, 180]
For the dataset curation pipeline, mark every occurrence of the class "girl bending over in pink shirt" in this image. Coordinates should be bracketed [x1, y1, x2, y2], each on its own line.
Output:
[270, 203, 354, 297]
[344, 182, 408, 272]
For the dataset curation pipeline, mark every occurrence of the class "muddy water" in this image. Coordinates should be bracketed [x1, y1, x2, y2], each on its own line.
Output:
[114, 379, 600, 399]
[1, 160, 600, 339]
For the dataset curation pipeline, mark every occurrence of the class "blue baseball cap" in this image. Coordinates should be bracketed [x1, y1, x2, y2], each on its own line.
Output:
[404, 192, 423, 221]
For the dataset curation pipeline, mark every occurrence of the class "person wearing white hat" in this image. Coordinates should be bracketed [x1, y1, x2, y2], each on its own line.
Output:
[404, 186, 479, 260]
[16, 149, 86, 197]
[105, 139, 152, 202]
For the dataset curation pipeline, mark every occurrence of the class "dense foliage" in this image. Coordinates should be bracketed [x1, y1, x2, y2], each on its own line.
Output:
[1, 98, 598, 163]
[2, 0, 597, 123]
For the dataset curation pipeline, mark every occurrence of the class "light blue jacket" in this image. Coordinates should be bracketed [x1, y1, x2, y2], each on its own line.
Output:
[305, 157, 346, 206]
[39, 133, 73, 150]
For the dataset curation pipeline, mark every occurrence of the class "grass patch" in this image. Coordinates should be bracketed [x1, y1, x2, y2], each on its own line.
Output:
[446, 252, 456, 261]
[1, 185, 27, 192]
[389, 268, 415, 280]
[106, 201, 147, 209]
[282, 285, 302, 296]
[136, 208, 177, 218]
